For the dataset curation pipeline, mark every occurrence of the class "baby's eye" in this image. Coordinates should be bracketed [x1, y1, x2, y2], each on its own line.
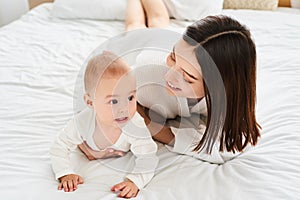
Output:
[109, 99, 118, 104]
[128, 95, 135, 101]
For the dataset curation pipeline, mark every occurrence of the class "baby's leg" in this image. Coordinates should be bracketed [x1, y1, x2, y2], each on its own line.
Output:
[141, 0, 169, 28]
[125, 0, 147, 31]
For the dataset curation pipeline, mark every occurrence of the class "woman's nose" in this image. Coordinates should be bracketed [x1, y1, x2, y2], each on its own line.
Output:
[165, 66, 182, 82]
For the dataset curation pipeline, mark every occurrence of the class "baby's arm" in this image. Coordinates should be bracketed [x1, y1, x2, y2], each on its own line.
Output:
[125, 138, 158, 187]
[50, 118, 84, 191]
[111, 138, 158, 198]
[111, 142, 158, 198]
[111, 113, 158, 198]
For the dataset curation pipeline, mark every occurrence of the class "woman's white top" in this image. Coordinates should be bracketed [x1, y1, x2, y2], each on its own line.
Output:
[135, 63, 241, 164]
[50, 108, 158, 189]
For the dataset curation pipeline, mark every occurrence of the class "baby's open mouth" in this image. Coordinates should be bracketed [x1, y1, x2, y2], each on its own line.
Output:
[115, 117, 129, 123]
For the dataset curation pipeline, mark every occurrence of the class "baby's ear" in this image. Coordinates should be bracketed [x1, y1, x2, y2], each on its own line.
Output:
[84, 93, 93, 108]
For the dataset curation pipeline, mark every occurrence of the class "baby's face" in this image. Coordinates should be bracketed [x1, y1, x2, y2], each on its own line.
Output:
[93, 73, 137, 128]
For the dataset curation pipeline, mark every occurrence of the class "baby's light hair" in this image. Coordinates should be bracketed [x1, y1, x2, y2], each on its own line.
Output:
[84, 51, 130, 94]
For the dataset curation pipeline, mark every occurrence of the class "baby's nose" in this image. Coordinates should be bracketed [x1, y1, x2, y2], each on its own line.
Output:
[118, 106, 128, 114]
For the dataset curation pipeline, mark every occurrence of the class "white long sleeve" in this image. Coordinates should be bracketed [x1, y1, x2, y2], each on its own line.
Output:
[50, 108, 95, 180]
[134, 57, 241, 164]
[50, 108, 159, 188]
[166, 126, 240, 164]
[49, 118, 84, 180]
[120, 112, 159, 189]
[125, 137, 158, 189]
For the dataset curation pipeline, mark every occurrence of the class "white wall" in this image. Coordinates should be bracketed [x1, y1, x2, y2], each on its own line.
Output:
[0, 0, 29, 27]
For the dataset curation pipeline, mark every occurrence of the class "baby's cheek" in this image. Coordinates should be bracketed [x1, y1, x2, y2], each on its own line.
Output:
[129, 106, 137, 118]
[97, 107, 114, 120]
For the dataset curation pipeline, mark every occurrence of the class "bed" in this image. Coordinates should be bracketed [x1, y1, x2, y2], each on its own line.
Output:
[0, 2, 300, 200]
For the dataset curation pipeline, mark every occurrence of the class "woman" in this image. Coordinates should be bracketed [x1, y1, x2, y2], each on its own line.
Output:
[79, 15, 261, 164]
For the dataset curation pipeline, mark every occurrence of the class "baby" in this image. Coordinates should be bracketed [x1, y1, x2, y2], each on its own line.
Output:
[50, 51, 158, 198]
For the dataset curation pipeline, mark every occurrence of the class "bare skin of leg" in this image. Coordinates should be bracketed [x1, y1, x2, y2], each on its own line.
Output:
[141, 0, 169, 28]
[125, 0, 147, 31]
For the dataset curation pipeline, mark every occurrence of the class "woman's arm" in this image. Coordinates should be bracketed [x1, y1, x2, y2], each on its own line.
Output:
[137, 104, 175, 146]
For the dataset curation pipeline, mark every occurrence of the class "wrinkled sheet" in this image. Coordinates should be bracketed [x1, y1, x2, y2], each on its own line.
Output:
[0, 3, 299, 200]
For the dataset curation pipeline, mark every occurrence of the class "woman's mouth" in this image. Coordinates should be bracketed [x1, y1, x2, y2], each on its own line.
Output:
[166, 81, 181, 91]
[115, 117, 129, 123]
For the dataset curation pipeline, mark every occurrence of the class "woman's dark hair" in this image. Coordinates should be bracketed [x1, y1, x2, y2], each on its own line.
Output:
[183, 15, 261, 153]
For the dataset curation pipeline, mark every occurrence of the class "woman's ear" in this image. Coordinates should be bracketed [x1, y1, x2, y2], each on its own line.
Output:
[84, 93, 93, 108]
[166, 53, 175, 67]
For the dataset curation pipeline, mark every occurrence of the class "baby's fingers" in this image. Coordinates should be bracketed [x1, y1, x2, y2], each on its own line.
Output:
[58, 182, 63, 190]
[63, 181, 69, 192]
[78, 176, 84, 184]
[118, 186, 131, 198]
[125, 190, 136, 199]
[68, 180, 74, 192]
[111, 182, 126, 192]
[73, 178, 78, 190]
[73, 176, 84, 190]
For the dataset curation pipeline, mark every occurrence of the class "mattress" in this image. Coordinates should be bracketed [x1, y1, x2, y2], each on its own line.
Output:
[0, 3, 299, 200]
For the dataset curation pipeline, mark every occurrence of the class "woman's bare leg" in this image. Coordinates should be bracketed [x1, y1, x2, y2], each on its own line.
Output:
[141, 0, 169, 28]
[125, 0, 147, 31]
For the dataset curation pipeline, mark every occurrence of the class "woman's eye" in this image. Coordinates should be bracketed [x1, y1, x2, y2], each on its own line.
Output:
[170, 52, 175, 61]
[109, 99, 118, 104]
[128, 95, 135, 101]
[183, 74, 193, 84]
[184, 79, 193, 84]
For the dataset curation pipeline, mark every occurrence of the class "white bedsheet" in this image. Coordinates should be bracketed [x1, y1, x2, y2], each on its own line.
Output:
[0, 3, 299, 200]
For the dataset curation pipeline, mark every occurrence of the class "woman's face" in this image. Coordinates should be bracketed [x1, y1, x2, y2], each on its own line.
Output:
[164, 39, 205, 99]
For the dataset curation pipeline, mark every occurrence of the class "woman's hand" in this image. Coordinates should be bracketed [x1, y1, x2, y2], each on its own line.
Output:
[58, 174, 83, 192]
[78, 141, 126, 160]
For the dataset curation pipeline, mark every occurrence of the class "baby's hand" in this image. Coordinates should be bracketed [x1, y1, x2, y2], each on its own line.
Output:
[58, 174, 84, 192]
[111, 179, 139, 198]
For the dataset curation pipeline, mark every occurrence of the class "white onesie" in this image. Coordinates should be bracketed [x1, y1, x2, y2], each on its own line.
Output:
[50, 108, 158, 189]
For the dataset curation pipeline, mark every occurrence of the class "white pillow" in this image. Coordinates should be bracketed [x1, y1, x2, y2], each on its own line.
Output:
[223, 0, 278, 10]
[163, 0, 224, 21]
[51, 0, 126, 20]
[51, 0, 224, 21]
